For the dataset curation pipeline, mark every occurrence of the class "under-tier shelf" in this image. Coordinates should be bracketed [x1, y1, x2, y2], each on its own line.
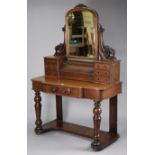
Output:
[37, 120, 119, 151]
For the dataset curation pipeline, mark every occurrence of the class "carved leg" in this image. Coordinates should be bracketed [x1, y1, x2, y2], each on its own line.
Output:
[34, 90, 43, 134]
[91, 100, 102, 149]
[109, 96, 117, 133]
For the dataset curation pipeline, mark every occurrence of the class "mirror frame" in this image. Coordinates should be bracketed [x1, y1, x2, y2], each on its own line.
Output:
[64, 4, 99, 62]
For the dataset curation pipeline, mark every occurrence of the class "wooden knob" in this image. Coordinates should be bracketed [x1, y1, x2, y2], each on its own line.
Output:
[51, 88, 57, 93]
[66, 88, 71, 95]
[62, 88, 71, 95]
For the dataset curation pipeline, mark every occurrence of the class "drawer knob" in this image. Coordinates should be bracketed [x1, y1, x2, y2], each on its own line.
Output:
[51, 88, 57, 93]
[62, 88, 71, 95]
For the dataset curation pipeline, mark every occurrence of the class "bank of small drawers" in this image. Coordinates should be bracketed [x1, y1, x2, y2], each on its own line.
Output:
[94, 63, 110, 83]
[94, 70, 110, 83]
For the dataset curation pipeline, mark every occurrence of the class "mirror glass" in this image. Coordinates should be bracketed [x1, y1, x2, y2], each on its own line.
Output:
[66, 10, 96, 58]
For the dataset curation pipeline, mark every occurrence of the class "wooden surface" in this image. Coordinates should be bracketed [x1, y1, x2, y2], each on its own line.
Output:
[44, 56, 120, 84]
[32, 77, 121, 151]
[109, 96, 117, 133]
[34, 90, 43, 134]
[56, 95, 63, 121]
[32, 3, 122, 151]
[38, 120, 119, 151]
[32, 76, 121, 100]
[92, 100, 102, 148]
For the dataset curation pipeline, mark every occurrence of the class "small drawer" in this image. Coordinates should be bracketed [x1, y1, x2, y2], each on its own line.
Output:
[58, 86, 82, 98]
[94, 76, 110, 83]
[94, 70, 110, 77]
[43, 84, 59, 93]
[45, 63, 57, 69]
[45, 68, 57, 76]
[94, 63, 110, 70]
[44, 60, 57, 72]
[44, 58, 57, 64]
[94, 69, 110, 83]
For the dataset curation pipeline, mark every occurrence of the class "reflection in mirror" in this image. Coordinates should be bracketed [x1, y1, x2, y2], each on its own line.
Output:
[66, 10, 96, 58]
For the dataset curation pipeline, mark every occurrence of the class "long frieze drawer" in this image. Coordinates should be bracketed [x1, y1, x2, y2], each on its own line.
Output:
[42, 84, 83, 98]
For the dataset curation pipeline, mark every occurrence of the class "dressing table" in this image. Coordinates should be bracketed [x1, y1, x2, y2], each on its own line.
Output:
[31, 4, 122, 151]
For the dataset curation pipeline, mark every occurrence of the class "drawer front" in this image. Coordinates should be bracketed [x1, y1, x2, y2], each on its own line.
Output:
[42, 84, 82, 98]
[58, 86, 82, 98]
[44, 59, 57, 69]
[94, 70, 110, 77]
[44, 58, 57, 64]
[44, 58, 58, 76]
[45, 68, 57, 76]
[83, 88, 101, 99]
[94, 69, 110, 83]
[94, 76, 110, 83]
[94, 63, 110, 70]
[42, 84, 58, 93]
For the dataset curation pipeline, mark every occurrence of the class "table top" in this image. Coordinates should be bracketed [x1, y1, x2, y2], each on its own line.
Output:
[32, 76, 122, 91]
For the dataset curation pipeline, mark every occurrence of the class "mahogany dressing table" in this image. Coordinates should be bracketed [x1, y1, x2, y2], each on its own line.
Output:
[32, 4, 122, 151]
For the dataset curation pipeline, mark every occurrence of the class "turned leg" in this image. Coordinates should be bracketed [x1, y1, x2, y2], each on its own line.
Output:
[56, 95, 63, 127]
[91, 100, 102, 148]
[34, 90, 43, 134]
[109, 96, 117, 134]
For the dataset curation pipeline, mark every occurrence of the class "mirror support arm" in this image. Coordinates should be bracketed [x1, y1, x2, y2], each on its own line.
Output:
[99, 24, 116, 60]
[54, 26, 66, 56]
